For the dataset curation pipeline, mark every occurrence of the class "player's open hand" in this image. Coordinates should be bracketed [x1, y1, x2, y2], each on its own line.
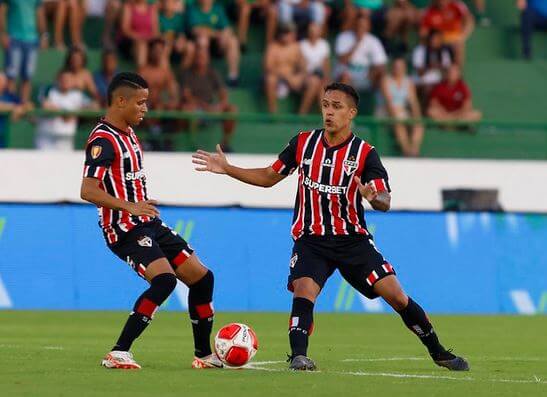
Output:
[127, 200, 160, 217]
[354, 176, 378, 202]
[192, 144, 229, 174]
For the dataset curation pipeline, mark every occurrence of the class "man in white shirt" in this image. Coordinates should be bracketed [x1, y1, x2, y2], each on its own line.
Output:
[36, 69, 98, 150]
[334, 14, 387, 91]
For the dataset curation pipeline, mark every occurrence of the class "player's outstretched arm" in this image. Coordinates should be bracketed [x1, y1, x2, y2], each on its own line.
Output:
[80, 177, 160, 217]
[192, 144, 286, 188]
[353, 176, 391, 212]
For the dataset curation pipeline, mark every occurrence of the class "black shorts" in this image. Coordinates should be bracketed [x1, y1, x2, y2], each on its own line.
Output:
[288, 235, 396, 299]
[108, 219, 194, 279]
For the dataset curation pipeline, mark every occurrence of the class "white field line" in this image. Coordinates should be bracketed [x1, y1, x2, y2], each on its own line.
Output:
[245, 358, 547, 385]
[249, 361, 286, 366]
[343, 356, 547, 363]
[43, 346, 64, 350]
[342, 357, 426, 362]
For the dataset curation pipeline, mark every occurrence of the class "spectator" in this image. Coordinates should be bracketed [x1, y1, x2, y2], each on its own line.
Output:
[87, 0, 108, 17]
[264, 23, 321, 114]
[267, 0, 327, 43]
[36, 69, 98, 150]
[94, 50, 119, 107]
[187, 0, 240, 86]
[334, 14, 387, 92]
[420, 0, 474, 66]
[65, 0, 86, 48]
[102, 0, 122, 49]
[63, 47, 101, 103]
[43, 0, 68, 49]
[412, 29, 454, 105]
[473, 0, 490, 27]
[235, 0, 270, 50]
[0, 0, 48, 103]
[300, 22, 330, 97]
[376, 58, 424, 157]
[518, 0, 547, 59]
[384, 0, 422, 54]
[427, 64, 482, 122]
[121, 0, 160, 68]
[159, 0, 195, 68]
[0, 72, 32, 148]
[43, 0, 85, 49]
[138, 38, 179, 111]
[179, 48, 237, 152]
[341, 0, 386, 33]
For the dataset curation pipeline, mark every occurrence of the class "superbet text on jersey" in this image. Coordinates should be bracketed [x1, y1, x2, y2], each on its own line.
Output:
[271, 129, 391, 240]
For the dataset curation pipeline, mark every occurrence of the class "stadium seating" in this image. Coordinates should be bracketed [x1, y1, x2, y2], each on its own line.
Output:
[2, 0, 547, 158]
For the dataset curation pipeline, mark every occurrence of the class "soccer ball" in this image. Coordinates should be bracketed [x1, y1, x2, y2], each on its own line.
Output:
[214, 323, 258, 367]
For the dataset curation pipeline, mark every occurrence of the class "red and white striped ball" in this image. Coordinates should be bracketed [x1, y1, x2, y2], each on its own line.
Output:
[214, 323, 258, 367]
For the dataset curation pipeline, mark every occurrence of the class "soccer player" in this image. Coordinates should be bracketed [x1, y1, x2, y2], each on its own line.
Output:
[80, 72, 222, 370]
[192, 82, 470, 372]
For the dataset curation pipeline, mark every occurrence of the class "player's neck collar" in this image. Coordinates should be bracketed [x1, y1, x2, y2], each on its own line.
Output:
[321, 129, 354, 151]
[100, 118, 131, 136]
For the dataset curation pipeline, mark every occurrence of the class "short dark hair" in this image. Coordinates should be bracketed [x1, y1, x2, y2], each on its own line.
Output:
[107, 72, 148, 106]
[64, 46, 88, 71]
[324, 82, 359, 107]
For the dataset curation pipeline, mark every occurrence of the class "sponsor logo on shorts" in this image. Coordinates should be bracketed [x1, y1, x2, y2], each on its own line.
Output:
[137, 236, 152, 248]
[289, 253, 298, 268]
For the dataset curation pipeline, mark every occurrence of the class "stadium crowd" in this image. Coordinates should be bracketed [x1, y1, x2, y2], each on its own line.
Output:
[0, 0, 544, 154]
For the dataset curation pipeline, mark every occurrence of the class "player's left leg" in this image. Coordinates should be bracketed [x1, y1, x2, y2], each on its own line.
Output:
[153, 221, 221, 368]
[286, 238, 336, 370]
[373, 275, 469, 371]
[104, 258, 178, 369]
[337, 236, 469, 371]
[174, 254, 222, 368]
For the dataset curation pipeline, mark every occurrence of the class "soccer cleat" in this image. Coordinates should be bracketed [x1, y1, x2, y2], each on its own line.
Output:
[101, 351, 141, 369]
[288, 355, 317, 371]
[432, 349, 470, 371]
[191, 354, 224, 369]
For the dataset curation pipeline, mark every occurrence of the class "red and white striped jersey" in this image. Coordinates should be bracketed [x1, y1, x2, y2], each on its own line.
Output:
[271, 129, 390, 240]
[82, 120, 152, 245]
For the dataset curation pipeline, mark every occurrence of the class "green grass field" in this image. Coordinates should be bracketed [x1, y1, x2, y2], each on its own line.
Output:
[1, 311, 546, 397]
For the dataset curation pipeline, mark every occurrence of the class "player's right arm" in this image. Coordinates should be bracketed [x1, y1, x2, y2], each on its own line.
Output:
[192, 145, 285, 188]
[80, 138, 159, 217]
[192, 135, 299, 188]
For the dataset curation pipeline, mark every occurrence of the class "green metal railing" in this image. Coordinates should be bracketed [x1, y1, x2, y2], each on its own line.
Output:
[7, 108, 547, 129]
[2, 109, 547, 158]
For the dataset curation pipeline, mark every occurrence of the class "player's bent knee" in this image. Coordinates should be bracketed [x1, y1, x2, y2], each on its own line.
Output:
[384, 292, 409, 311]
[292, 277, 320, 302]
[152, 272, 178, 297]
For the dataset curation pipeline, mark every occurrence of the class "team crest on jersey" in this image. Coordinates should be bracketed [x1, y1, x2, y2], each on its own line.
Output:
[91, 145, 102, 159]
[137, 236, 152, 248]
[343, 156, 358, 175]
[289, 253, 298, 268]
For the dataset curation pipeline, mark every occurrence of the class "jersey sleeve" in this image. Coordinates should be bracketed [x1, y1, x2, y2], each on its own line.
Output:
[361, 148, 391, 193]
[83, 137, 115, 181]
[271, 134, 299, 176]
